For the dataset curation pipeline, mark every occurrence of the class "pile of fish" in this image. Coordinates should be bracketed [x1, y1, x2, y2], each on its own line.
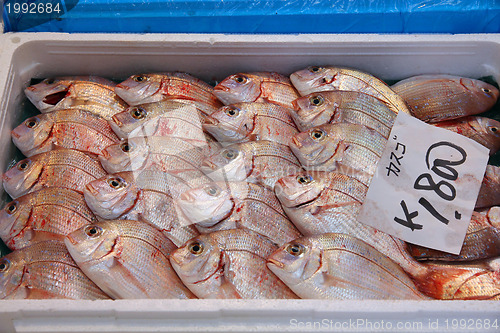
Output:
[1, 67, 499, 300]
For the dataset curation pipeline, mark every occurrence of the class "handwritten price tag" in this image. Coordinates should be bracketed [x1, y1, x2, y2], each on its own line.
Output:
[358, 112, 489, 254]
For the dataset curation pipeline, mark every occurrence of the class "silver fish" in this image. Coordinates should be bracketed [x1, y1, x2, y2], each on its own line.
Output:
[203, 102, 299, 146]
[289, 123, 387, 186]
[201, 140, 303, 190]
[177, 181, 301, 245]
[267, 233, 429, 300]
[65, 220, 196, 299]
[11, 109, 119, 157]
[170, 229, 298, 299]
[84, 171, 201, 247]
[275, 171, 429, 278]
[291, 90, 396, 137]
[0, 240, 110, 299]
[214, 72, 300, 109]
[2, 148, 107, 199]
[290, 66, 410, 115]
[391, 74, 499, 123]
[0, 187, 96, 250]
[98, 136, 207, 174]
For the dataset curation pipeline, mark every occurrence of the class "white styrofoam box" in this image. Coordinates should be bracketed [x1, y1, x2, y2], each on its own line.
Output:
[0, 33, 499, 333]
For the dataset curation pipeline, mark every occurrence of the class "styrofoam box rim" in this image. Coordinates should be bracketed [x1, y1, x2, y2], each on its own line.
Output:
[0, 33, 499, 333]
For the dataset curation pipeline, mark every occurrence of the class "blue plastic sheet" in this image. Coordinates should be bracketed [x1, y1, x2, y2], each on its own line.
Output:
[2, 1, 500, 34]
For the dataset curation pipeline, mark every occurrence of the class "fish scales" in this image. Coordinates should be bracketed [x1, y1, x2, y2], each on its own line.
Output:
[268, 233, 428, 300]
[433, 116, 500, 155]
[391, 75, 499, 122]
[408, 207, 500, 261]
[115, 72, 222, 109]
[204, 102, 299, 146]
[290, 66, 410, 115]
[292, 90, 396, 137]
[275, 172, 429, 278]
[0, 187, 96, 250]
[99, 136, 207, 173]
[214, 72, 300, 109]
[0, 240, 109, 299]
[178, 181, 301, 245]
[2, 149, 107, 199]
[110, 100, 208, 143]
[84, 171, 200, 246]
[65, 220, 196, 299]
[170, 229, 298, 299]
[12, 109, 119, 157]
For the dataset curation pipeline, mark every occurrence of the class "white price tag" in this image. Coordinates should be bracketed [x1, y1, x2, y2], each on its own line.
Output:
[358, 112, 489, 254]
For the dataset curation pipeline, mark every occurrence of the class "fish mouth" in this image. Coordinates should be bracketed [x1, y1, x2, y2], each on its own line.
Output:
[267, 258, 285, 268]
[291, 136, 302, 148]
[201, 160, 217, 170]
[169, 252, 183, 266]
[204, 116, 220, 126]
[11, 130, 21, 139]
[111, 115, 123, 127]
[214, 85, 229, 92]
[85, 183, 100, 196]
[65, 234, 79, 246]
[42, 90, 68, 105]
[115, 84, 129, 91]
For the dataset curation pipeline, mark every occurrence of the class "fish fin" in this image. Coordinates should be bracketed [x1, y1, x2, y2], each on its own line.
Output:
[247, 133, 259, 141]
[218, 252, 241, 299]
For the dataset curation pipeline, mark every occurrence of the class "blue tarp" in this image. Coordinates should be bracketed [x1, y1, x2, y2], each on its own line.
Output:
[3, 0, 500, 33]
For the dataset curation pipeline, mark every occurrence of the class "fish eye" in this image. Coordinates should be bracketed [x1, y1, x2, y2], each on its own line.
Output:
[224, 107, 240, 117]
[4, 202, 17, 215]
[0, 259, 10, 273]
[204, 186, 220, 196]
[223, 149, 238, 160]
[285, 243, 305, 257]
[84, 225, 103, 238]
[132, 75, 146, 82]
[16, 160, 31, 171]
[25, 118, 38, 129]
[482, 88, 492, 94]
[44, 78, 56, 85]
[120, 141, 132, 152]
[309, 95, 324, 106]
[296, 174, 313, 185]
[490, 126, 498, 133]
[233, 75, 247, 84]
[107, 177, 126, 189]
[309, 66, 323, 73]
[130, 107, 147, 120]
[188, 241, 204, 255]
[310, 129, 326, 141]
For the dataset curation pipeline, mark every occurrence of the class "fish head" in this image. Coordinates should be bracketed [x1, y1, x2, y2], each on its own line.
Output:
[115, 74, 163, 105]
[200, 145, 249, 182]
[0, 199, 32, 244]
[2, 158, 43, 198]
[291, 92, 337, 131]
[64, 222, 119, 266]
[176, 183, 234, 227]
[98, 138, 149, 173]
[0, 254, 27, 299]
[267, 238, 321, 287]
[109, 105, 151, 139]
[11, 115, 53, 156]
[289, 126, 341, 169]
[461, 78, 499, 109]
[471, 117, 500, 154]
[203, 104, 254, 143]
[170, 234, 221, 285]
[214, 73, 261, 105]
[24, 78, 72, 111]
[83, 173, 140, 220]
[290, 66, 337, 95]
[274, 172, 326, 208]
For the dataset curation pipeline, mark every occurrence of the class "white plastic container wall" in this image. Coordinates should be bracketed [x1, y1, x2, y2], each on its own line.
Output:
[0, 33, 499, 333]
